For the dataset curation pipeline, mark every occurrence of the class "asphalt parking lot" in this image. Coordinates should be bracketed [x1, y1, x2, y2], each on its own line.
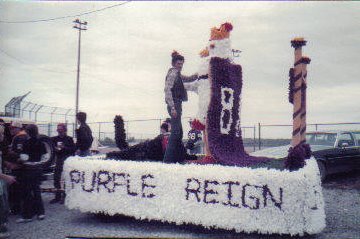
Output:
[5, 171, 360, 239]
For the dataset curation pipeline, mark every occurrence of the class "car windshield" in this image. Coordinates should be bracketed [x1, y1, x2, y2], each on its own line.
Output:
[351, 132, 360, 146]
[306, 133, 337, 146]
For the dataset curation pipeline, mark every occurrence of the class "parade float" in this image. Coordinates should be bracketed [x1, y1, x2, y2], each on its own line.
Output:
[63, 23, 325, 236]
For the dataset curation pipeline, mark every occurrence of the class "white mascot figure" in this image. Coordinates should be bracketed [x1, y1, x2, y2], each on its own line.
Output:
[184, 48, 210, 127]
[184, 23, 234, 162]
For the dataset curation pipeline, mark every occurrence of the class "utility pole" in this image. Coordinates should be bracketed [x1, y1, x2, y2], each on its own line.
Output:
[73, 19, 87, 127]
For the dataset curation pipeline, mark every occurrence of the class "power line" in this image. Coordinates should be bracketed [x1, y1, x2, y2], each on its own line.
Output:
[0, 47, 151, 93]
[0, 46, 76, 74]
[0, 1, 131, 24]
[0, 47, 26, 64]
[0, 47, 158, 97]
[0, 42, 158, 97]
[0, 35, 75, 74]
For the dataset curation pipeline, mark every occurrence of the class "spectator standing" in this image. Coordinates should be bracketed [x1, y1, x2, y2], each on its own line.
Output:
[75, 112, 93, 157]
[0, 119, 16, 238]
[16, 124, 46, 223]
[6, 121, 28, 215]
[50, 124, 75, 204]
[0, 119, 10, 158]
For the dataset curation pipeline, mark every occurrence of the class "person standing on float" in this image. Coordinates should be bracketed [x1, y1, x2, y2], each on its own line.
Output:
[163, 51, 198, 163]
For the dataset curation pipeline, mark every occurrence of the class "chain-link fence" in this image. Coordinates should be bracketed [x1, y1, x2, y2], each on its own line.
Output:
[32, 118, 360, 153]
[4, 93, 75, 125]
[4, 94, 359, 152]
[34, 118, 360, 153]
[5, 94, 359, 152]
[34, 117, 257, 151]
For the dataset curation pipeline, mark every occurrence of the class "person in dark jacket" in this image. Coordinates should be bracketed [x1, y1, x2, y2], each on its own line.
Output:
[50, 123, 75, 204]
[75, 112, 93, 157]
[163, 51, 198, 163]
[16, 124, 46, 223]
[107, 122, 171, 161]
[6, 121, 28, 216]
[0, 119, 17, 238]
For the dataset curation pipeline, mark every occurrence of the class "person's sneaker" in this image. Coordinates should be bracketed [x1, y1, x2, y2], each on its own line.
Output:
[10, 209, 20, 215]
[16, 218, 33, 223]
[37, 215, 45, 220]
[49, 198, 60, 204]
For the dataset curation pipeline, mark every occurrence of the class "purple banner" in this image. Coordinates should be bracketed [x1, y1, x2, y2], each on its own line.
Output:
[207, 57, 270, 166]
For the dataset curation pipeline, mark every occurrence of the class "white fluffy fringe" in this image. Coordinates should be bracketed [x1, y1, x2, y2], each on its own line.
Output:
[209, 38, 233, 60]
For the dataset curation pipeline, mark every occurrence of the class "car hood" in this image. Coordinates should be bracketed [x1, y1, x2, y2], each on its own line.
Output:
[250, 145, 291, 159]
[250, 144, 333, 159]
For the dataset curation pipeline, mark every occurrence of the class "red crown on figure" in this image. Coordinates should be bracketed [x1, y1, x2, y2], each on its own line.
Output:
[222, 22, 233, 32]
[210, 22, 233, 41]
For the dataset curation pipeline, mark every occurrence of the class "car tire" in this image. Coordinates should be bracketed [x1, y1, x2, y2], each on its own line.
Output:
[317, 161, 326, 182]
[38, 135, 55, 173]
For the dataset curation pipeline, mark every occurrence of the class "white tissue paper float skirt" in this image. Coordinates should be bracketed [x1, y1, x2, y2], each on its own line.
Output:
[63, 156, 325, 236]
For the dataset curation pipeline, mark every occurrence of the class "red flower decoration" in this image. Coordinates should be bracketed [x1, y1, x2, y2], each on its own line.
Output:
[191, 119, 205, 131]
[222, 22, 233, 32]
[186, 155, 217, 165]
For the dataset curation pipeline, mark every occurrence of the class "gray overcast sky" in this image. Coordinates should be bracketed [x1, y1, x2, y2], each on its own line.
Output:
[0, 1, 359, 136]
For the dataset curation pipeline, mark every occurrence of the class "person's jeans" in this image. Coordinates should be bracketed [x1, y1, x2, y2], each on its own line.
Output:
[20, 175, 45, 219]
[163, 102, 186, 163]
[53, 157, 65, 190]
[0, 180, 9, 225]
[79, 149, 90, 157]
[53, 156, 66, 199]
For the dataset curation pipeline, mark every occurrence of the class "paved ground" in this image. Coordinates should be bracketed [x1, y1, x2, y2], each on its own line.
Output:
[6, 171, 360, 239]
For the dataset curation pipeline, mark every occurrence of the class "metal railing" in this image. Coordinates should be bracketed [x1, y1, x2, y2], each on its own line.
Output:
[257, 122, 360, 150]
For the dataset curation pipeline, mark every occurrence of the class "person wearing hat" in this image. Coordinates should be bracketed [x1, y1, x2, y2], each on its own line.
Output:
[50, 123, 75, 204]
[9, 121, 28, 155]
